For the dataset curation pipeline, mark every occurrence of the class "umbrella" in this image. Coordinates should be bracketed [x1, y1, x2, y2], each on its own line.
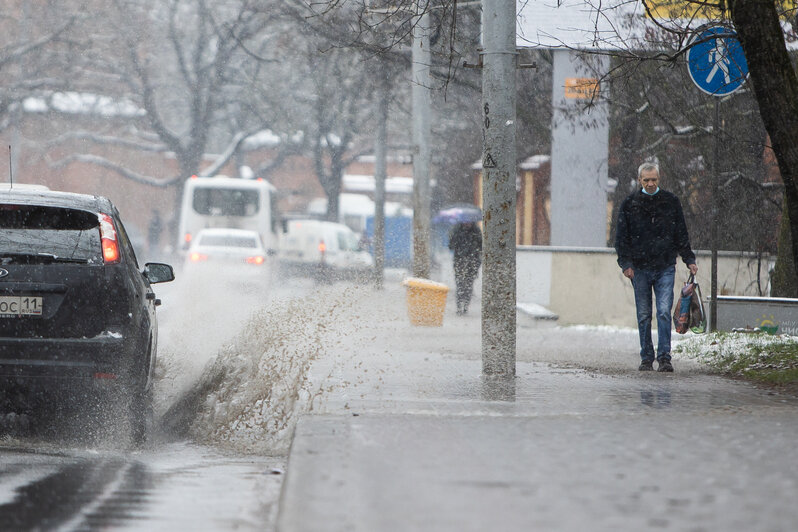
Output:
[432, 204, 483, 224]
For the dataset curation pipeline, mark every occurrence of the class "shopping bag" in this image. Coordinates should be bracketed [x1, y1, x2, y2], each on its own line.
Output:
[673, 274, 706, 334]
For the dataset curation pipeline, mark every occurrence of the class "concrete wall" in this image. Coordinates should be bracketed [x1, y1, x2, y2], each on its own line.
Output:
[715, 296, 798, 334]
[517, 246, 772, 327]
[549, 51, 610, 247]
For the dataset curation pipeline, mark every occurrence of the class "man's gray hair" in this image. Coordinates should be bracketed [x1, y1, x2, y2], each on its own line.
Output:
[637, 161, 660, 178]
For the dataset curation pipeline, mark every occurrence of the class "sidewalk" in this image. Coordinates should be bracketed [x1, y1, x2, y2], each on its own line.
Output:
[276, 282, 798, 531]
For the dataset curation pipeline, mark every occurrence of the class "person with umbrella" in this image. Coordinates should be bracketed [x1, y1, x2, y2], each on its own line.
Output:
[448, 220, 483, 316]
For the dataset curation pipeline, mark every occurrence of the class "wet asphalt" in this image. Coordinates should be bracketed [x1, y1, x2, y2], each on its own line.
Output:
[277, 282, 798, 532]
[0, 441, 283, 531]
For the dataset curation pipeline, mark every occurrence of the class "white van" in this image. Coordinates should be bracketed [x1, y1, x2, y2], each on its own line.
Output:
[306, 193, 375, 236]
[177, 175, 278, 256]
[278, 219, 373, 282]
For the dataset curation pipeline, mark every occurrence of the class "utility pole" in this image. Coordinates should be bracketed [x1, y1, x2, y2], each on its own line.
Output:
[374, 60, 389, 290]
[481, 0, 517, 376]
[411, 5, 432, 279]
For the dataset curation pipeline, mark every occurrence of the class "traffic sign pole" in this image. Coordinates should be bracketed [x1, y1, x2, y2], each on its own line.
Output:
[686, 25, 749, 332]
[711, 98, 719, 332]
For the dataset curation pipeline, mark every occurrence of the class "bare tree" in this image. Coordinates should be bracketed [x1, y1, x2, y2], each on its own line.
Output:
[551, 1, 790, 284]
[727, 1, 798, 294]
[264, 0, 414, 221]
[300, 43, 377, 222]
[0, 2, 80, 132]
[44, 1, 284, 192]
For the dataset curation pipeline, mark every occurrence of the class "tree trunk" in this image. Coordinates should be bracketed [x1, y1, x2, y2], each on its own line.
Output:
[326, 159, 342, 223]
[729, 0, 798, 288]
[771, 199, 798, 296]
[608, 111, 640, 245]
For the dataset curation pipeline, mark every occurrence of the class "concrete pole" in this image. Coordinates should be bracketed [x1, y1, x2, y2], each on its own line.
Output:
[481, 0, 517, 376]
[374, 61, 389, 290]
[411, 6, 432, 279]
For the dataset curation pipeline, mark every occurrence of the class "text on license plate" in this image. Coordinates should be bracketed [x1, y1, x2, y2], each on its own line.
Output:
[0, 296, 43, 317]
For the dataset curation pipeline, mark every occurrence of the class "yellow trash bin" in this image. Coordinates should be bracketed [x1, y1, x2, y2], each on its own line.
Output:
[401, 277, 449, 326]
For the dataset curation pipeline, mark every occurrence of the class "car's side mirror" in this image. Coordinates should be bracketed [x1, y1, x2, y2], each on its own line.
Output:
[144, 262, 175, 283]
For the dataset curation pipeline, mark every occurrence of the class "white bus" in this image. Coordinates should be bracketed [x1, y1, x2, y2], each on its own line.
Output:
[177, 175, 279, 255]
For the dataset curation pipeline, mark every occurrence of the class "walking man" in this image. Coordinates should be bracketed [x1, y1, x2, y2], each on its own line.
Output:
[614, 161, 698, 372]
[448, 221, 482, 315]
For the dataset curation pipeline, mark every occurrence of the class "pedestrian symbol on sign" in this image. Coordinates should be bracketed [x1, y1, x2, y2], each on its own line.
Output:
[687, 25, 749, 97]
[706, 38, 730, 86]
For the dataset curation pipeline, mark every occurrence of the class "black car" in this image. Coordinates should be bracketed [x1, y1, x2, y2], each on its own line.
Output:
[0, 187, 174, 443]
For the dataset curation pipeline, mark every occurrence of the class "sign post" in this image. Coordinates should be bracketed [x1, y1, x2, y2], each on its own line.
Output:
[686, 25, 749, 332]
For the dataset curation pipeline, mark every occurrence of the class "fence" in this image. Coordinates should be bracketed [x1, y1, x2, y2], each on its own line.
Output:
[516, 246, 772, 327]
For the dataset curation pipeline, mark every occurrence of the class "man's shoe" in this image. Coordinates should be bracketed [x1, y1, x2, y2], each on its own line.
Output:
[638, 360, 654, 371]
[657, 360, 674, 372]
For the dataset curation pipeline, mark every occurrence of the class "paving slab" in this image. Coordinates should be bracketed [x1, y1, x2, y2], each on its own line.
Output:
[277, 283, 798, 532]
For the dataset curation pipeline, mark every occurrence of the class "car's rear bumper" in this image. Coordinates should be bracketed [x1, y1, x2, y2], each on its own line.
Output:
[279, 260, 372, 281]
[0, 333, 135, 385]
[182, 265, 271, 290]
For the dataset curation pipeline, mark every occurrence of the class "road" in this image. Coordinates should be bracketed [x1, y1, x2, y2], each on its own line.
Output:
[0, 441, 283, 531]
[0, 272, 309, 531]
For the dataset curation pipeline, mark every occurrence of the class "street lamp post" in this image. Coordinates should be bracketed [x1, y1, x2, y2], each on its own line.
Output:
[411, 7, 432, 279]
[480, 0, 517, 376]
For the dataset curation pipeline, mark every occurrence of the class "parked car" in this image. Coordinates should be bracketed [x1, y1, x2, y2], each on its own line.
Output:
[183, 228, 273, 292]
[0, 188, 174, 444]
[278, 219, 373, 282]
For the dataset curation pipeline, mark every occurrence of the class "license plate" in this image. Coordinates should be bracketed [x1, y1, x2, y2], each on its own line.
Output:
[0, 296, 43, 317]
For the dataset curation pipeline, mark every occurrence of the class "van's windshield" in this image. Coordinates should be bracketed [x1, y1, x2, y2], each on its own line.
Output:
[192, 188, 259, 217]
[338, 230, 360, 252]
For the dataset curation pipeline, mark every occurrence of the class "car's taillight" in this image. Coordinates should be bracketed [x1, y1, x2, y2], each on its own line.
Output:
[318, 240, 326, 254]
[98, 213, 120, 264]
[246, 256, 265, 265]
[190, 252, 208, 262]
[184, 233, 192, 244]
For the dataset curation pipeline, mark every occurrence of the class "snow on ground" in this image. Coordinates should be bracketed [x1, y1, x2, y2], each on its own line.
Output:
[675, 330, 798, 367]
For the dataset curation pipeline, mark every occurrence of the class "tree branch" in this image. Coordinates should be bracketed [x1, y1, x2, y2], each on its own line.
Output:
[49, 154, 181, 187]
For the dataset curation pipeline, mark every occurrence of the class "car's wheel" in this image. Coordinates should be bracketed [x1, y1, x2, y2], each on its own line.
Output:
[128, 384, 153, 447]
[127, 341, 154, 446]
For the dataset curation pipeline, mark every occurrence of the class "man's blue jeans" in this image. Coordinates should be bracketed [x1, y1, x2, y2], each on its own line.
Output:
[632, 265, 675, 362]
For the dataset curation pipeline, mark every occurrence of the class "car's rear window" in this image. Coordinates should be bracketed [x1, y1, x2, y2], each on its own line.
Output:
[0, 204, 102, 262]
[198, 234, 258, 248]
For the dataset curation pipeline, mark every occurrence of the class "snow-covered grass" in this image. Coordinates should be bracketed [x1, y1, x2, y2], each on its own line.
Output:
[674, 332, 798, 385]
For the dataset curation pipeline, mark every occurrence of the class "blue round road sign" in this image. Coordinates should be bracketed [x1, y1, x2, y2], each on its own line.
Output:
[687, 26, 749, 97]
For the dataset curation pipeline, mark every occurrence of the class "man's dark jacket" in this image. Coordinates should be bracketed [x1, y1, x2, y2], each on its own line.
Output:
[614, 189, 696, 272]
